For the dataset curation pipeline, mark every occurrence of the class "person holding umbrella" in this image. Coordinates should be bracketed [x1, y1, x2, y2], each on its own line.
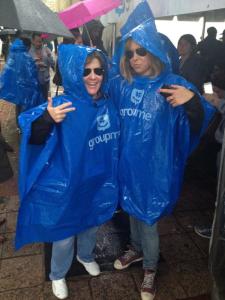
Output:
[29, 33, 55, 99]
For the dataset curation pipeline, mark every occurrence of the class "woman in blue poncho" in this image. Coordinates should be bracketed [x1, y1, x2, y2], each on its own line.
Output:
[16, 45, 120, 299]
[0, 37, 45, 111]
[111, 19, 215, 300]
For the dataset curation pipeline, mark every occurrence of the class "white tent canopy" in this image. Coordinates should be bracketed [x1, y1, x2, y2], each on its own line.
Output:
[101, 0, 225, 27]
[149, 0, 225, 18]
[101, 0, 225, 55]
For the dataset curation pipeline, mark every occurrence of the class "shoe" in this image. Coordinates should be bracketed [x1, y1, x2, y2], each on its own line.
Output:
[141, 269, 156, 300]
[114, 247, 143, 270]
[194, 225, 212, 239]
[52, 278, 68, 299]
[76, 255, 100, 276]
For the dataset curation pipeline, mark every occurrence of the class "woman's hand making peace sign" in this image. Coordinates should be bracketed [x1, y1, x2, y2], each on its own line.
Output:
[47, 98, 76, 123]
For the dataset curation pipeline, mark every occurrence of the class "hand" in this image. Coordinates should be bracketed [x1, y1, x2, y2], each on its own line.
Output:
[159, 85, 195, 107]
[203, 93, 221, 107]
[47, 98, 76, 123]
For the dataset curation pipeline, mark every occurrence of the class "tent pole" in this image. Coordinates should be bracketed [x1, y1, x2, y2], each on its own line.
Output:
[201, 14, 206, 40]
[111, 23, 116, 57]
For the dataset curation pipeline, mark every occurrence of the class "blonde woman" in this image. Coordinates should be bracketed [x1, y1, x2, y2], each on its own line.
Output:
[111, 20, 214, 300]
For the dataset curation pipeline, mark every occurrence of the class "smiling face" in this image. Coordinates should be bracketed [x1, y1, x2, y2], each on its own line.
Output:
[83, 57, 104, 99]
[127, 40, 152, 76]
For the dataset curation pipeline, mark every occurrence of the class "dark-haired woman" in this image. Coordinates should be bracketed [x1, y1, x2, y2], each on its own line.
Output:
[178, 34, 208, 94]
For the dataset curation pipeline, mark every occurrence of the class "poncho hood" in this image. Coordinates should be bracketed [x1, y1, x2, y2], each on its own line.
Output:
[58, 44, 109, 102]
[10, 38, 28, 52]
[122, 19, 170, 72]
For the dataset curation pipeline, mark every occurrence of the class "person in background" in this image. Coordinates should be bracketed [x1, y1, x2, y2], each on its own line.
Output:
[194, 67, 225, 239]
[53, 32, 83, 92]
[15, 37, 32, 126]
[178, 34, 208, 94]
[82, 20, 107, 55]
[220, 29, 225, 45]
[0, 36, 45, 132]
[72, 31, 83, 45]
[0, 121, 14, 243]
[29, 33, 55, 99]
[1, 35, 10, 61]
[196, 27, 225, 80]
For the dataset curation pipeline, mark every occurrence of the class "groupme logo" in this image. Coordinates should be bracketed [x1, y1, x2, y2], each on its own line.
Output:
[131, 89, 144, 105]
[97, 114, 111, 131]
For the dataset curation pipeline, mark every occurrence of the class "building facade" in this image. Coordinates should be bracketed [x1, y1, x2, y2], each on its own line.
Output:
[43, 0, 79, 12]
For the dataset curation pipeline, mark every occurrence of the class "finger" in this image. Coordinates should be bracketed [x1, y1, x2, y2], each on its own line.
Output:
[170, 84, 182, 89]
[48, 97, 53, 107]
[159, 88, 173, 94]
[57, 102, 73, 110]
[59, 107, 76, 114]
[167, 96, 174, 101]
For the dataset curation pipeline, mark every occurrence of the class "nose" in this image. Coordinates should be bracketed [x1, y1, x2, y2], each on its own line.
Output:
[89, 70, 96, 79]
[132, 51, 139, 60]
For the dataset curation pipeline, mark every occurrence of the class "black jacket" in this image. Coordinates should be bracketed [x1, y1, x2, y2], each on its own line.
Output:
[179, 54, 208, 94]
[0, 135, 13, 183]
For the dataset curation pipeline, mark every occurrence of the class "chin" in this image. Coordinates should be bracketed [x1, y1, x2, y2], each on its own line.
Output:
[88, 89, 98, 96]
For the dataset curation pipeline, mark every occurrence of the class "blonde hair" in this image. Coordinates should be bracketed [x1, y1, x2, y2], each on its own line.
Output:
[120, 39, 164, 82]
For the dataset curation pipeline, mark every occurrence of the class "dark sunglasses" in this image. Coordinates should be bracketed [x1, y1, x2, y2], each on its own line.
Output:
[125, 47, 148, 60]
[83, 68, 104, 77]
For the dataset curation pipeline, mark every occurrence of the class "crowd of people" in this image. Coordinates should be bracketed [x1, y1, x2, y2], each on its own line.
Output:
[0, 3, 225, 300]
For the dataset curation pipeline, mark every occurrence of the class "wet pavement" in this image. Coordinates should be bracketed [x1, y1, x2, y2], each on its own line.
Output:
[0, 99, 214, 299]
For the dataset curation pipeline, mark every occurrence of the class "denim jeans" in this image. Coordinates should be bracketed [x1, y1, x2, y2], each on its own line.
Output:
[49, 226, 98, 280]
[130, 216, 159, 270]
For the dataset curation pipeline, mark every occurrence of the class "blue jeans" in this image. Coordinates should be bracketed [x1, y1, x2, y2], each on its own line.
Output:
[130, 216, 159, 270]
[49, 226, 98, 280]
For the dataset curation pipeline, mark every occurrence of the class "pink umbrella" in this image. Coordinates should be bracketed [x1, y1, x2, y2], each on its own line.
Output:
[58, 0, 121, 30]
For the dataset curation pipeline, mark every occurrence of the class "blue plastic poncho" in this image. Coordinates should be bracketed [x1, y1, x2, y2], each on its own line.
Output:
[110, 0, 179, 76]
[0, 39, 44, 110]
[15, 45, 120, 249]
[110, 19, 215, 225]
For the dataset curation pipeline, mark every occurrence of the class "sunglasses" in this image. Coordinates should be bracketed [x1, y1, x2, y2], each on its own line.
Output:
[83, 68, 104, 77]
[125, 47, 148, 60]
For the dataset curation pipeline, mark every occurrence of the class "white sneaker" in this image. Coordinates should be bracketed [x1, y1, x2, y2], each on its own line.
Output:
[52, 278, 68, 299]
[76, 255, 100, 276]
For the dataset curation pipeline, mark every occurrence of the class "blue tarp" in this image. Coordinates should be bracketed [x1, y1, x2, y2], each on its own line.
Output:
[16, 45, 120, 249]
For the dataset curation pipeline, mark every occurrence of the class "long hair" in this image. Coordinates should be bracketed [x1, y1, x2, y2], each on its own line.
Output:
[120, 39, 164, 82]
